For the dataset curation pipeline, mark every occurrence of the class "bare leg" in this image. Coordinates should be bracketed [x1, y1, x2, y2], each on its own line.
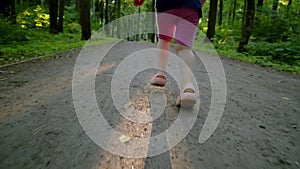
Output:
[157, 39, 171, 74]
[175, 44, 195, 90]
[174, 44, 197, 107]
[150, 38, 171, 86]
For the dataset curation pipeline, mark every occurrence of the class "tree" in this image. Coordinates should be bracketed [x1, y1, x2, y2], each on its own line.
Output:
[75, 0, 79, 12]
[206, 0, 218, 41]
[241, 0, 247, 29]
[80, 0, 91, 40]
[151, 0, 155, 43]
[232, 0, 237, 24]
[104, 0, 110, 36]
[49, 0, 59, 33]
[58, 0, 65, 32]
[238, 0, 255, 52]
[272, 0, 279, 11]
[116, 0, 121, 38]
[112, 0, 116, 38]
[257, 0, 264, 11]
[218, 0, 223, 25]
[287, 0, 292, 11]
[100, 0, 105, 26]
[0, 0, 16, 22]
[256, 0, 263, 24]
[136, 7, 141, 41]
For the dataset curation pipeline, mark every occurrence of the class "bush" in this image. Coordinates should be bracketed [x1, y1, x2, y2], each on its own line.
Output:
[245, 42, 300, 65]
[0, 19, 30, 45]
[16, 5, 49, 28]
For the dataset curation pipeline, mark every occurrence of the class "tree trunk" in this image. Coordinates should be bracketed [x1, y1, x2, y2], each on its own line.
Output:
[11, 0, 16, 23]
[136, 7, 141, 41]
[218, 0, 223, 26]
[99, 0, 104, 27]
[227, 2, 233, 25]
[116, 0, 121, 38]
[232, 0, 237, 24]
[227, 10, 231, 25]
[257, 0, 263, 13]
[104, 0, 110, 36]
[206, 0, 218, 41]
[75, 0, 79, 12]
[112, 0, 116, 38]
[49, 0, 59, 33]
[271, 0, 279, 19]
[238, 0, 255, 52]
[0, 1, 9, 17]
[287, 0, 292, 11]
[272, 0, 279, 11]
[80, 0, 91, 40]
[151, 0, 156, 43]
[0, 0, 16, 21]
[92, 0, 96, 20]
[241, 0, 247, 29]
[41, 0, 44, 7]
[58, 0, 65, 32]
[256, 0, 263, 24]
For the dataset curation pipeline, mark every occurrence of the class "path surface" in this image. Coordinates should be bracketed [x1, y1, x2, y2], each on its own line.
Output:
[0, 42, 299, 169]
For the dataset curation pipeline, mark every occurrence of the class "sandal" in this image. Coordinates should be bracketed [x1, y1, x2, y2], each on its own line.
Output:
[150, 73, 166, 87]
[176, 88, 197, 108]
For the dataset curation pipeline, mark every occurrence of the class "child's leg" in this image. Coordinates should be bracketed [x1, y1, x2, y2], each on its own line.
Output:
[150, 38, 170, 86]
[156, 11, 176, 74]
[157, 38, 171, 74]
[174, 44, 198, 107]
[151, 11, 176, 86]
[174, 9, 200, 90]
[174, 44, 195, 90]
[173, 8, 200, 107]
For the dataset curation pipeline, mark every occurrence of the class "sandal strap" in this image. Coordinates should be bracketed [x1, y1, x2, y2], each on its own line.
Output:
[154, 74, 166, 80]
[183, 88, 195, 93]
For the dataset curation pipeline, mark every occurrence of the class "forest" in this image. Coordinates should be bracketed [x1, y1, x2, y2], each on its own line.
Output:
[0, 0, 299, 72]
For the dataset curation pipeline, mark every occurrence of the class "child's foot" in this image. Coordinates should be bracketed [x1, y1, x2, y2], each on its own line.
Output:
[176, 88, 197, 108]
[150, 72, 166, 87]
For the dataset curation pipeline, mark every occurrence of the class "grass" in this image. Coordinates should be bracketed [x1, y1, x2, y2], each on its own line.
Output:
[0, 28, 118, 66]
[0, 29, 84, 65]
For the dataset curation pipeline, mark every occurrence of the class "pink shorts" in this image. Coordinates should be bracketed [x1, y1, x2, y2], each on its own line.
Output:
[157, 8, 200, 47]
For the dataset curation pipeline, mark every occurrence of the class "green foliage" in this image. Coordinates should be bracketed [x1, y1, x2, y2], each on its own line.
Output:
[216, 43, 300, 73]
[121, 0, 137, 15]
[0, 20, 30, 44]
[65, 22, 81, 33]
[201, 0, 300, 73]
[253, 8, 299, 42]
[64, 4, 79, 24]
[245, 42, 300, 65]
[0, 8, 83, 65]
[0, 28, 84, 65]
[1, 0, 299, 73]
[60, 4, 83, 33]
[17, 5, 49, 28]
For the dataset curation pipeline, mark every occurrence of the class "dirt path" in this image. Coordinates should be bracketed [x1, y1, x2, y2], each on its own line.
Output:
[0, 42, 299, 169]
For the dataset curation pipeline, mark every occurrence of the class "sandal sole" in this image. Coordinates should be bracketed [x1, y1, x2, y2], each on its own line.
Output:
[177, 93, 197, 108]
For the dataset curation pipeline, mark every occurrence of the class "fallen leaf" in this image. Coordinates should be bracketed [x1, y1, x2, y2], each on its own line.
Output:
[282, 97, 290, 101]
[123, 102, 132, 110]
[32, 124, 46, 135]
[119, 135, 131, 143]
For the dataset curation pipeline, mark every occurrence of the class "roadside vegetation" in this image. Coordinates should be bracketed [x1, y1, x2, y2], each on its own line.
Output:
[0, 0, 299, 72]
